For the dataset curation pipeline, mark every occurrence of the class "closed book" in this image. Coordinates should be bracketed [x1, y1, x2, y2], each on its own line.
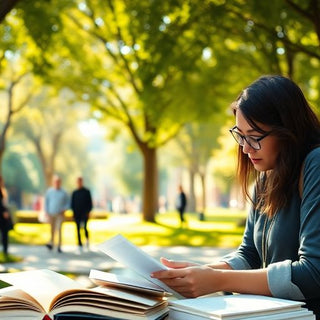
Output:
[168, 294, 315, 320]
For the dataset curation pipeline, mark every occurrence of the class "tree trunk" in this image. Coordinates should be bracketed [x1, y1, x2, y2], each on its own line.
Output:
[142, 146, 158, 222]
[199, 172, 206, 213]
[33, 139, 54, 189]
[188, 170, 196, 212]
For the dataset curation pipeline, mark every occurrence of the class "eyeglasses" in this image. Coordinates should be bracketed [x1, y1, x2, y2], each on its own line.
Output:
[229, 126, 270, 150]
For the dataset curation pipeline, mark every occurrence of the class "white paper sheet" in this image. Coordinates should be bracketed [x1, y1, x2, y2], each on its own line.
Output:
[97, 234, 184, 299]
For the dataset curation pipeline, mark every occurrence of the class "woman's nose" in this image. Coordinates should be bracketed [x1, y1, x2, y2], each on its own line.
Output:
[242, 140, 254, 154]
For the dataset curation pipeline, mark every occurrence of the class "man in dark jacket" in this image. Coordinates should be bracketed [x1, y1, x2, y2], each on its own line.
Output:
[71, 177, 93, 250]
[175, 185, 187, 227]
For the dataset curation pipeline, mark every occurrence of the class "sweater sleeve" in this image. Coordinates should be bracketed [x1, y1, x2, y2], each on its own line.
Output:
[267, 260, 304, 299]
[289, 148, 320, 300]
[262, 148, 320, 301]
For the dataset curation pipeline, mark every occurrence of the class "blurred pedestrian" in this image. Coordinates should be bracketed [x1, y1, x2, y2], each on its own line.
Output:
[44, 175, 69, 253]
[71, 176, 93, 250]
[175, 185, 187, 227]
[0, 176, 12, 257]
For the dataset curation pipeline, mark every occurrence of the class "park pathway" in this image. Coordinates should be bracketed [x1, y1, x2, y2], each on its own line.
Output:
[0, 244, 234, 286]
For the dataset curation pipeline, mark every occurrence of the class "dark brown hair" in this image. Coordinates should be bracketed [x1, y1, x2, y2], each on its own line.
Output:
[231, 75, 320, 216]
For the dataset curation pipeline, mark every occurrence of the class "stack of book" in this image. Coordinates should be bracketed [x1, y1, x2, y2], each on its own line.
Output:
[168, 294, 315, 319]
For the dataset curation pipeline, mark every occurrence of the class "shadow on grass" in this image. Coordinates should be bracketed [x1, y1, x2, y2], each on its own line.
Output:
[0, 252, 23, 264]
[128, 221, 243, 248]
[8, 211, 245, 248]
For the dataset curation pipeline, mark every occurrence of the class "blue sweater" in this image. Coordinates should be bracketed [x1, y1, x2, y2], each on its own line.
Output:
[222, 147, 320, 316]
[45, 187, 69, 216]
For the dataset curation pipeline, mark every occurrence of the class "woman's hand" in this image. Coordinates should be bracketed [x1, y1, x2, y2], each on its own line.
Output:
[159, 257, 199, 269]
[152, 258, 271, 297]
[151, 258, 222, 298]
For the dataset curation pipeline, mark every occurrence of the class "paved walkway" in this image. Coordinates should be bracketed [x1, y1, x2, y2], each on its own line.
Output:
[0, 244, 234, 286]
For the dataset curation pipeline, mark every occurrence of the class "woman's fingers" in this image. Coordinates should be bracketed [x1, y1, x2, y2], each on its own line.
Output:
[160, 257, 198, 269]
[151, 266, 186, 280]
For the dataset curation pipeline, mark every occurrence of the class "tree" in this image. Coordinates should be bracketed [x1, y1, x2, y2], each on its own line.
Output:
[0, 9, 43, 175]
[214, 1, 320, 90]
[7, 0, 320, 216]
[50, 0, 222, 221]
[14, 86, 92, 189]
[3, 150, 41, 207]
[0, 72, 34, 175]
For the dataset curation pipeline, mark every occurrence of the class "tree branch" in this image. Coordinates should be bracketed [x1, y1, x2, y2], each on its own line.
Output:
[228, 6, 320, 60]
[106, 0, 141, 95]
[0, 0, 20, 23]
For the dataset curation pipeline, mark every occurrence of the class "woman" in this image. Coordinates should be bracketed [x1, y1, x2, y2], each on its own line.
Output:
[151, 75, 320, 317]
[0, 176, 10, 257]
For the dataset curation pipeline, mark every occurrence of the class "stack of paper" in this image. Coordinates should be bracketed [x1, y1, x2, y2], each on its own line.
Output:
[168, 294, 315, 319]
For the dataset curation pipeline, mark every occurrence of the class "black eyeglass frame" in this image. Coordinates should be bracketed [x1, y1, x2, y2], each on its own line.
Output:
[229, 126, 270, 150]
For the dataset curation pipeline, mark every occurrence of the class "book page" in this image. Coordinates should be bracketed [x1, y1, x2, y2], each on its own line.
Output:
[0, 286, 43, 311]
[49, 303, 168, 320]
[97, 234, 183, 298]
[0, 269, 84, 313]
[93, 286, 165, 306]
[89, 269, 170, 296]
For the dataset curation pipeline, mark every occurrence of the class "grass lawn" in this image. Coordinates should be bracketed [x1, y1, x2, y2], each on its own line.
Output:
[9, 207, 246, 249]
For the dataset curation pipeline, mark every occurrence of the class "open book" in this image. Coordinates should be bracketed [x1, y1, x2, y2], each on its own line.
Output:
[168, 294, 315, 320]
[0, 269, 169, 320]
[97, 234, 183, 299]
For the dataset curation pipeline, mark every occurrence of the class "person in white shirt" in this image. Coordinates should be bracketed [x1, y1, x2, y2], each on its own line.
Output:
[44, 175, 69, 253]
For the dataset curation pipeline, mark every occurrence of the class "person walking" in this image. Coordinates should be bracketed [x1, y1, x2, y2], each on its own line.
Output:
[151, 75, 320, 318]
[175, 185, 187, 227]
[44, 175, 69, 253]
[71, 176, 93, 250]
[0, 176, 11, 257]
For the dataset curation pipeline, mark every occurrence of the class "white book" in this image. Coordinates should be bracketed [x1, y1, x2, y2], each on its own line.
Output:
[169, 308, 315, 320]
[97, 233, 184, 299]
[168, 294, 315, 320]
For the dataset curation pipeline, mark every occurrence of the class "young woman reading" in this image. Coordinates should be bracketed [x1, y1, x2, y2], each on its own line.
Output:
[151, 75, 320, 318]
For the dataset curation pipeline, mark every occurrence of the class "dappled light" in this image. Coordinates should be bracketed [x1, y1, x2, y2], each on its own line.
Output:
[8, 208, 246, 249]
[0, 245, 113, 274]
[9, 211, 245, 252]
